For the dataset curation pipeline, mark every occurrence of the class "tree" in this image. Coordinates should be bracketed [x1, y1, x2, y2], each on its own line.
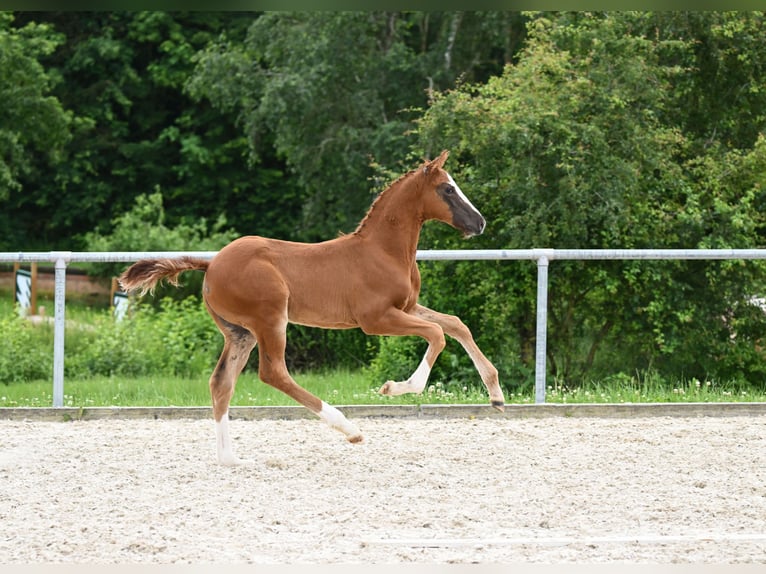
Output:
[84, 190, 237, 294]
[647, 11, 766, 154]
[188, 11, 527, 240]
[0, 12, 71, 249]
[8, 11, 300, 250]
[410, 12, 766, 389]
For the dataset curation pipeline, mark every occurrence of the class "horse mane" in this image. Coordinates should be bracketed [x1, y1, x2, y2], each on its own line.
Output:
[353, 167, 420, 235]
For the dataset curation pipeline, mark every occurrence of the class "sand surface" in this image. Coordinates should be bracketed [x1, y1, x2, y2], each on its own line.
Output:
[1, 414, 765, 564]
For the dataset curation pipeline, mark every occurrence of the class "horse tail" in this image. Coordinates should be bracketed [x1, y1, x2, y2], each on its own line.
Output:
[118, 256, 210, 296]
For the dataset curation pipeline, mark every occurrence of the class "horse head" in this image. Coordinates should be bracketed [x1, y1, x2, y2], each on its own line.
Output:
[421, 150, 486, 238]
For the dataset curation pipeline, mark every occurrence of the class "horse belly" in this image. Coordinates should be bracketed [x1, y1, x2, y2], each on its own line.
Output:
[286, 288, 359, 330]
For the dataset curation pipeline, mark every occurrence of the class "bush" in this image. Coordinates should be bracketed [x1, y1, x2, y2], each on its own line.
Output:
[64, 313, 156, 379]
[65, 297, 222, 379]
[365, 335, 423, 384]
[285, 324, 376, 373]
[0, 311, 53, 384]
[83, 191, 238, 297]
[404, 15, 766, 390]
[0, 295, 226, 383]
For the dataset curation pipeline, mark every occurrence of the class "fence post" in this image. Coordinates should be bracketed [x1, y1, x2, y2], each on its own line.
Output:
[534, 250, 554, 404]
[30, 262, 38, 316]
[52, 252, 71, 408]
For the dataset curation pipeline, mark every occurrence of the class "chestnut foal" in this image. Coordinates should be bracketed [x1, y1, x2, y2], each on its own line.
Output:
[119, 150, 505, 465]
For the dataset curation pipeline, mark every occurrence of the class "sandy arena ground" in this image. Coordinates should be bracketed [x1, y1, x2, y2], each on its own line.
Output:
[1, 413, 765, 564]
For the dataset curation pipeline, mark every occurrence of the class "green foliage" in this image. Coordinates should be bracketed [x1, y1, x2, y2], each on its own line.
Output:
[0, 293, 373, 387]
[6, 11, 298, 250]
[83, 190, 237, 295]
[190, 12, 408, 238]
[3, 295, 766, 405]
[0, 311, 53, 384]
[64, 313, 156, 380]
[189, 12, 525, 239]
[403, 12, 766, 391]
[0, 13, 70, 211]
[0, 296, 223, 383]
[366, 334, 423, 384]
[653, 12, 766, 152]
[86, 191, 236, 252]
[284, 324, 374, 373]
[64, 297, 222, 379]
[3, 11, 766, 393]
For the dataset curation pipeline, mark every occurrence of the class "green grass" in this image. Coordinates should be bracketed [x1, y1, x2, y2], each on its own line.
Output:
[2, 368, 765, 408]
[545, 374, 766, 404]
[0, 369, 497, 408]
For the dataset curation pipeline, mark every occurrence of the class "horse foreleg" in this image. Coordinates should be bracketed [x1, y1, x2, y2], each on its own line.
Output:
[378, 345, 438, 396]
[412, 304, 505, 410]
[360, 308, 446, 397]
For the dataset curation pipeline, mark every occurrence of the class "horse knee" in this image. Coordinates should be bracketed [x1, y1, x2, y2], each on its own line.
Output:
[426, 330, 447, 362]
[435, 330, 447, 351]
[209, 369, 231, 392]
[454, 321, 472, 341]
[442, 316, 471, 342]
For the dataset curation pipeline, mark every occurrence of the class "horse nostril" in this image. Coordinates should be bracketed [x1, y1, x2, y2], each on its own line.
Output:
[462, 214, 486, 238]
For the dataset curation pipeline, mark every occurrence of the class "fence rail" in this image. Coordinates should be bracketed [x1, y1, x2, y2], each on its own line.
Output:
[3, 249, 766, 407]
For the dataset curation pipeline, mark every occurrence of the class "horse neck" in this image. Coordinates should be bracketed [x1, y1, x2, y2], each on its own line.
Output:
[353, 174, 424, 262]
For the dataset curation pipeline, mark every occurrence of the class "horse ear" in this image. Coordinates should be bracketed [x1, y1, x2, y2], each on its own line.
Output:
[423, 149, 449, 175]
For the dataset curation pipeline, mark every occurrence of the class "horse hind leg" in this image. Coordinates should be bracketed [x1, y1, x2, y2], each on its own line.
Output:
[256, 321, 363, 444]
[208, 317, 257, 465]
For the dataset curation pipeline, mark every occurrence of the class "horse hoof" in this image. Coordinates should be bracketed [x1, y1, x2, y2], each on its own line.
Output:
[347, 434, 365, 444]
[379, 381, 394, 395]
[491, 400, 505, 413]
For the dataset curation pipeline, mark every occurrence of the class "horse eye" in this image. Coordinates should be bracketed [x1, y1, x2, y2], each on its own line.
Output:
[444, 185, 455, 195]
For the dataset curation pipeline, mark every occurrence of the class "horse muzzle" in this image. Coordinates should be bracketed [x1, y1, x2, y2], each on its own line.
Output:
[458, 212, 486, 238]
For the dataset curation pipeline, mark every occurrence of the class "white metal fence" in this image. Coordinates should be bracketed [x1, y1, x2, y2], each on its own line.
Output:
[3, 249, 766, 407]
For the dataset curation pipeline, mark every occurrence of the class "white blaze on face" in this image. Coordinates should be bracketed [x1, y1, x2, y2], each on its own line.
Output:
[447, 172, 485, 234]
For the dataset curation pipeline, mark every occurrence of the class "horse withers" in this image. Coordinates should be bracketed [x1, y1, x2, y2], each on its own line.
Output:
[119, 150, 505, 465]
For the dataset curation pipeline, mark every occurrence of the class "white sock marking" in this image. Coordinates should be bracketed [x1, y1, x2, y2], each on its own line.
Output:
[382, 348, 433, 396]
[318, 401, 362, 440]
[216, 411, 241, 465]
[407, 352, 432, 393]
